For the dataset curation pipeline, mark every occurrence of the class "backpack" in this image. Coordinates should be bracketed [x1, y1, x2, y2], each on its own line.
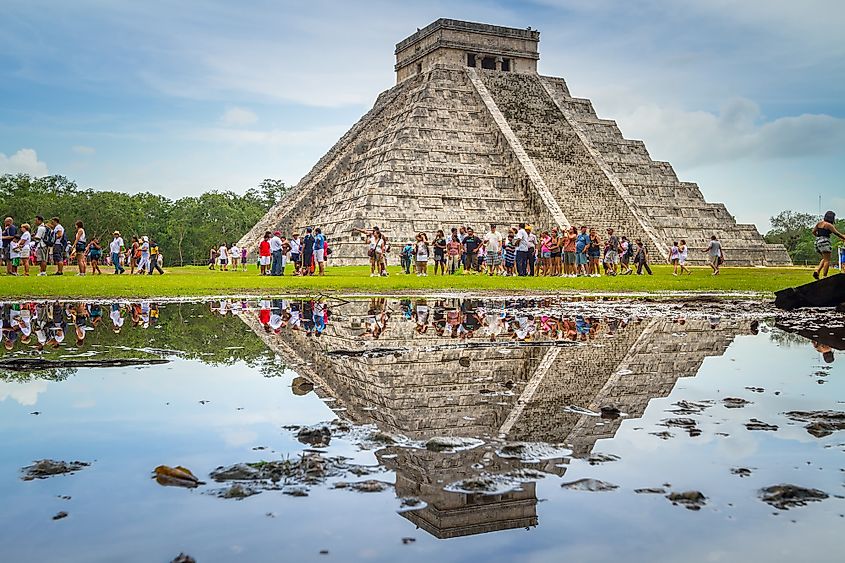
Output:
[44, 227, 56, 247]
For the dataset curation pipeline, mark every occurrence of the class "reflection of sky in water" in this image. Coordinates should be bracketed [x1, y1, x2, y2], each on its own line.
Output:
[0, 323, 843, 562]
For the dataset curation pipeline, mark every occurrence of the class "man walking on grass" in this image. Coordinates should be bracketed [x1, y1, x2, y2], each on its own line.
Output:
[704, 235, 723, 276]
[110, 231, 125, 274]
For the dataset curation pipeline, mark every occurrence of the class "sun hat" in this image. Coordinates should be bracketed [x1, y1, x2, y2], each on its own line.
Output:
[113, 230, 120, 236]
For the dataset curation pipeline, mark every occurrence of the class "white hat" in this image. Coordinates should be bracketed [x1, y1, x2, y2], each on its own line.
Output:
[142, 236, 149, 242]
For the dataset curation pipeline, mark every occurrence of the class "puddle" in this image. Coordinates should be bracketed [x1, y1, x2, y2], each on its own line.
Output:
[0, 298, 844, 562]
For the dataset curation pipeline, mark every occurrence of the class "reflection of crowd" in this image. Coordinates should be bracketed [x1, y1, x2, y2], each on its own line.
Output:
[257, 299, 330, 337]
[0, 301, 160, 351]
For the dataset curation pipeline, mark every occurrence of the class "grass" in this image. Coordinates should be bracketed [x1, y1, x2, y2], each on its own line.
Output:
[0, 264, 825, 299]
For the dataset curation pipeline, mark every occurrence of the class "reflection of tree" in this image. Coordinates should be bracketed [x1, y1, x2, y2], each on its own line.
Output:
[0, 367, 75, 383]
[769, 328, 811, 348]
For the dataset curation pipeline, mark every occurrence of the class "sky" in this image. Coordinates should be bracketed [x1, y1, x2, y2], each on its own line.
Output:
[1, 0, 843, 231]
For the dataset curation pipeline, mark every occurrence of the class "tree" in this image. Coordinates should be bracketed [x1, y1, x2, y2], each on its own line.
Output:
[765, 210, 816, 257]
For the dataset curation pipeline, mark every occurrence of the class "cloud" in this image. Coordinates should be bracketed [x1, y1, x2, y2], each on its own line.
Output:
[72, 145, 96, 155]
[615, 98, 845, 169]
[0, 148, 49, 176]
[192, 124, 346, 146]
[220, 106, 258, 127]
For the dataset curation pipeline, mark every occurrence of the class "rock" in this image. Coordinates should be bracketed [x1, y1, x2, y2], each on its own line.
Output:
[291, 376, 314, 396]
[759, 484, 828, 510]
[746, 419, 778, 431]
[424, 436, 482, 452]
[661, 418, 701, 437]
[744, 387, 765, 393]
[348, 480, 390, 493]
[731, 467, 753, 477]
[154, 465, 204, 488]
[650, 431, 673, 440]
[452, 477, 498, 493]
[402, 537, 416, 544]
[297, 425, 331, 447]
[218, 483, 259, 499]
[561, 478, 619, 492]
[670, 400, 713, 415]
[369, 431, 396, 444]
[283, 486, 309, 497]
[723, 397, 752, 409]
[587, 453, 620, 465]
[600, 405, 620, 419]
[666, 491, 707, 510]
[783, 411, 845, 438]
[52, 511, 68, 521]
[210, 463, 263, 481]
[171, 554, 196, 563]
[634, 487, 666, 494]
[21, 459, 90, 481]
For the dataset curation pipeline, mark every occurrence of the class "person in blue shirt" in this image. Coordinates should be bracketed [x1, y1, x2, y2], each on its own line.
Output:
[400, 242, 414, 274]
[575, 226, 590, 276]
[313, 227, 326, 276]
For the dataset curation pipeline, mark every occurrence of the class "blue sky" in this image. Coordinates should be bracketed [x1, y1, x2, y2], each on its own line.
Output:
[1, 0, 843, 230]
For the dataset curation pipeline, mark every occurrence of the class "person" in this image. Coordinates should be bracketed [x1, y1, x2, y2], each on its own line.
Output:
[259, 231, 271, 275]
[7, 226, 21, 275]
[432, 230, 447, 275]
[446, 233, 462, 275]
[230, 243, 241, 272]
[14, 223, 31, 276]
[483, 224, 503, 276]
[587, 228, 601, 277]
[280, 236, 291, 275]
[136, 236, 150, 274]
[812, 211, 843, 280]
[301, 228, 315, 276]
[575, 226, 590, 277]
[70, 221, 87, 276]
[678, 239, 692, 275]
[207, 245, 217, 271]
[549, 228, 561, 276]
[514, 223, 529, 276]
[669, 241, 680, 275]
[109, 231, 125, 274]
[463, 228, 481, 273]
[241, 246, 248, 271]
[87, 236, 103, 275]
[415, 233, 429, 276]
[620, 236, 633, 275]
[269, 231, 283, 276]
[313, 227, 326, 276]
[400, 240, 414, 274]
[2, 217, 18, 274]
[288, 232, 301, 275]
[148, 239, 164, 274]
[538, 230, 552, 276]
[703, 235, 723, 276]
[354, 226, 381, 277]
[634, 238, 653, 275]
[525, 226, 538, 276]
[218, 243, 229, 271]
[605, 228, 620, 276]
[563, 226, 577, 277]
[503, 232, 516, 276]
[372, 230, 387, 276]
[32, 216, 49, 276]
[50, 217, 66, 276]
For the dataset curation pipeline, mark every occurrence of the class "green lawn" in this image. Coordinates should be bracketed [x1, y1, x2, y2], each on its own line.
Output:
[0, 264, 824, 299]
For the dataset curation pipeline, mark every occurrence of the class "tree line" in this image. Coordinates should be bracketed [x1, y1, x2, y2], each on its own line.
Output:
[0, 174, 288, 266]
[764, 210, 844, 264]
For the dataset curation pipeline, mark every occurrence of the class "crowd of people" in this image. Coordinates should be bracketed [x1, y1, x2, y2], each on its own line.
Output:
[357, 223, 726, 277]
[1, 216, 165, 276]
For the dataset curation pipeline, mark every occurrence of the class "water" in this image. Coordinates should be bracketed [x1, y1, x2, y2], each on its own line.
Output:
[1, 298, 843, 562]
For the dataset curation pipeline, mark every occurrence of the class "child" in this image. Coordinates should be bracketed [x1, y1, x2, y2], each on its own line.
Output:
[669, 241, 680, 276]
[241, 246, 248, 271]
[678, 239, 692, 275]
[400, 241, 413, 274]
[504, 233, 516, 276]
[259, 232, 271, 275]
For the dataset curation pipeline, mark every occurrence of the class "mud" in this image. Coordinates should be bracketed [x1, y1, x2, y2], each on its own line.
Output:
[783, 411, 845, 438]
[759, 485, 829, 510]
[21, 460, 90, 481]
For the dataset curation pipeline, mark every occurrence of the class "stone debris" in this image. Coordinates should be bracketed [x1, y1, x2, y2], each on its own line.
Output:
[334, 480, 391, 493]
[759, 485, 829, 510]
[599, 405, 621, 419]
[401, 537, 416, 545]
[660, 418, 701, 437]
[731, 467, 753, 478]
[669, 400, 714, 415]
[666, 491, 707, 510]
[746, 419, 779, 431]
[586, 453, 621, 465]
[723, 397, 752, 409]
[171, 555, 196, 563]
[425, 436, 484, 452]
[495, 442, 571, 462]
[297, 425, 332, 447]
[21, 460, 90, 481]
[561, 478, 619, 492]
[745, 387, 765, 393]
[650, 431, 674, 440]
[216, 483, 260, 500]
[783, 411, 845, 438]
[634, 487, 667, 494]
[52, 511, 68, 521]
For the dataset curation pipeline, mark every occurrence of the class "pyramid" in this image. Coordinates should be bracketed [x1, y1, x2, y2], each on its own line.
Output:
[240, 18, 790, 266]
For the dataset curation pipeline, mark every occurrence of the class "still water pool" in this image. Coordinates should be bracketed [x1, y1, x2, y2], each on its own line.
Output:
[0, 298, 843, 562]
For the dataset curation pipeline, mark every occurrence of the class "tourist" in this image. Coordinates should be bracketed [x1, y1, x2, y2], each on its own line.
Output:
[549, 228, 562, 276]
[207, 245, 217, 271]
[514, 223, 529, 276]
[563, 226, 577, 277]
[634, 238, 653, 275]
[669, 241, 680, 275]
[148, 239, 164, 274]
[288, 232, 301, 275]
[432, 230, 447, 275]
[136, 236, 150, 274]
[2, 217, 18, 274]
[575, 226, 590, 277]
[400, 240, 414, 274]
[463, 227, 481, 273]
[526, 226, 538, 276]
[446, 233, 462, 274]
[605, 228, 620, 276]
[313, 227, 326, 276]
[87, 236, 103, 275]
[415, 233, 429, 276]
[301, 228, 315, 276]
[678, 239, 691, 275]
[241, 246, 248, 271]
[703, 235, 723, 276]
[372, 230, 387, 276]
[32, 216, 49, 276]
[71, 221, 87, 276]
[483, 224, 503, 276]
[587, 228, 601, 277]
[218, 243, 229, 271]
[109, 231, 125, 274]
[812, 211, 843, 280]
[538, 230, 552, 276]
[259, 231, 271, 275]
[503, 232, 516, 276]
[230, 243, 241, 271]
[620, 236, 633, 275]
[48, 218, 66, 276]
[269, 231, 283, 276]
[13, 223, 31, 276]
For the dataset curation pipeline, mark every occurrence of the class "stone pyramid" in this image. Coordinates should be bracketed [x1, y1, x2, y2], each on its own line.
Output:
[240, 19, 790, 266]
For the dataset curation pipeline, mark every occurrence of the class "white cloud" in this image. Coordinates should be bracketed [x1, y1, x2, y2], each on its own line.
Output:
[0, 148, 49, 176]
[193, 124, 346, 146]
[220, 106, 258, 127]
[615, 98, 845, 169]
[72, 145, 96, 155]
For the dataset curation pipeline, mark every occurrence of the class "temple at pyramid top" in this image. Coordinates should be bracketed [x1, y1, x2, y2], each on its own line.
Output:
[395, 19, 540, 82]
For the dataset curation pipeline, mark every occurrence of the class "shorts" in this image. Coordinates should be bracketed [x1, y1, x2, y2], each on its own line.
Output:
[219, 259, 228, 265]
[605, 250, 619, 264]
[291, 253, 301, 265]
[708, 255, 720, 267]
[53, 246, 66, 261]
[260, 256, 271, 266]
[11, 258, 19, 267]
[505, 259, 515, 268]
[563, 251, 576, 265]
[815, 237, 832, 254]
[621, 254, 630, 265]
[588, 251, 600, 259]
[541, 251, 551, 259]
[486, 251, 502, 266]
[36, 246, 48, 263]
[434, 252, 446, 264]
[416, 255, 429, 263]
[576, 252, 588, 266]
[551, 252, 561, 259]
[315, 249, 325, 263]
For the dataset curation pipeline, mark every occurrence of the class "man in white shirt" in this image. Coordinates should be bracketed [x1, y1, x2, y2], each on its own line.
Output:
[32, 216, 49, 276]
[483, 224, 503, 276]
[269, 231, 283, 276]
[513, 223, 530, 276]
[109, 231, 125, 274]
[50, 217, 65, 276]
[218, 243, 229, 271]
